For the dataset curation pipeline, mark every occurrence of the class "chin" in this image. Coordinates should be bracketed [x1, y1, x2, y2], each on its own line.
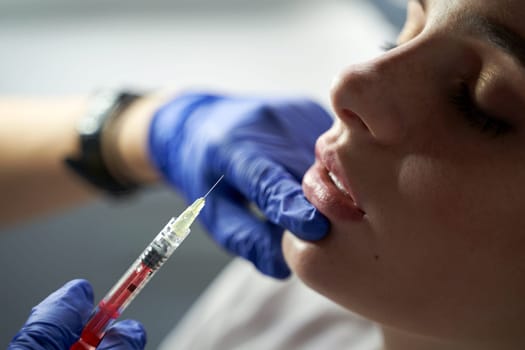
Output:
[282, 229, 407, 329]
[283, 230, 406, 334]
[282, 230, 328, 284]
[282, 230, 357, 305]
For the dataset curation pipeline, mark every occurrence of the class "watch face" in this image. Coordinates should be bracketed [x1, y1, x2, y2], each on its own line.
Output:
[77, 117, 100, 135]
[78, 91, 120, 135]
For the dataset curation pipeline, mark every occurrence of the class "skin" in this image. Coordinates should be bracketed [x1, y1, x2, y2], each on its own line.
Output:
[0, 95, 163, 226]
[283, 0, 525, 349]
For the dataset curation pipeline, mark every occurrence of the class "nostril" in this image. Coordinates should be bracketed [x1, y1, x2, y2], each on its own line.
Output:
[341, 108, 369, 132]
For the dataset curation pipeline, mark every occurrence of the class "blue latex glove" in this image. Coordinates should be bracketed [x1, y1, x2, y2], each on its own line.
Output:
[149, 93, 333, 278]
[8, 279, 146, 350]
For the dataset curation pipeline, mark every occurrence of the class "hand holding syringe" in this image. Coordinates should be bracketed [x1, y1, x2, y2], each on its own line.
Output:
[71, 176, 224, 350]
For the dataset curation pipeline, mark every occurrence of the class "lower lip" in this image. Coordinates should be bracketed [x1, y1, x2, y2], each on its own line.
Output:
[303, 162, 365, 222]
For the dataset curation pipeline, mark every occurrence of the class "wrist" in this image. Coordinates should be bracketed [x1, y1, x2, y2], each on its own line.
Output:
[102, 94, 170, 186]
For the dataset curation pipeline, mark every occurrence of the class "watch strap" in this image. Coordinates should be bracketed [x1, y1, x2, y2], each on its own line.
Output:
[64, 90, 142, 197]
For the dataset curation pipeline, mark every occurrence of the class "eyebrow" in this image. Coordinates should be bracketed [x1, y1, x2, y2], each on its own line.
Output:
[465, 15, 525, 69]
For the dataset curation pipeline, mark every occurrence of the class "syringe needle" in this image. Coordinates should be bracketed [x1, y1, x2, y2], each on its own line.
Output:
[204, 175, 224, 198]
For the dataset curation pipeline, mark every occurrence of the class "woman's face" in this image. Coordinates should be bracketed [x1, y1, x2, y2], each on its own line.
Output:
[283, 0, 525, 343]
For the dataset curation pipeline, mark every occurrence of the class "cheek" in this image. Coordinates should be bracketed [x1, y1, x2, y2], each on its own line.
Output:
[397, 155, 462, 224]
[397, 153, 524, 239]
[395, 153, 525, 289]
[396, 154, 501, 256]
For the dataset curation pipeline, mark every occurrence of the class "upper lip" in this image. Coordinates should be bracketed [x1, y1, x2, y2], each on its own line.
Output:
[316, 140, 360, 208]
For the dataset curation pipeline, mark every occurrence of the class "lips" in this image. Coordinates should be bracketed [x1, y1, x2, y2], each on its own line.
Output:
[303, 152, 364, 222]
[328, 171, 351, 197]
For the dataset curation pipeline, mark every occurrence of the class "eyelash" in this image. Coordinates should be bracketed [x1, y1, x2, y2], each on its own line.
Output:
[450, 83, 511, 137]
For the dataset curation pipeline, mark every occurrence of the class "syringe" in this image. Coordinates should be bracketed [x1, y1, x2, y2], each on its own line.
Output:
[70, 176, 223, 350]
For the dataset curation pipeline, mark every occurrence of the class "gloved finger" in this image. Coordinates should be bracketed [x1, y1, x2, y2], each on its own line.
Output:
[8, 279, 94, 350]
[262, 98, 334, 176]
[97, 320, 146, 350]
[204, 192, 291, 278]
[213, 148, 329, 241]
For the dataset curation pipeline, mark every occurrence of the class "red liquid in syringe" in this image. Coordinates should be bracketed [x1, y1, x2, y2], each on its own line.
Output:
[71, 262, 153, 350]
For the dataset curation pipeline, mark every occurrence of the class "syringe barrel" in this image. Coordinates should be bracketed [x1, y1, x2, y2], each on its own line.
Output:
[71, 197, 204, 350]
[71, 219, 188, 349]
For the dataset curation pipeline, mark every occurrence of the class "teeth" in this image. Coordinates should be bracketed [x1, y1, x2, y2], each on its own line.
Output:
[328, 172, 349, 196]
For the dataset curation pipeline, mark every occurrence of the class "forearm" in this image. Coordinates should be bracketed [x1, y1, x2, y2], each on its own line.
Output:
[0, 96, 92, 226]
[0, 94, 165, 227]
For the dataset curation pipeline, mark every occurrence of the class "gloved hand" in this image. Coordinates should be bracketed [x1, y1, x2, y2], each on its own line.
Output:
[8, 279, 146, 350]
[149, 93, 333, 278]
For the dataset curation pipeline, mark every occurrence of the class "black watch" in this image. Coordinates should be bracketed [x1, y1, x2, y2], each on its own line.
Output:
[64, 90, 142, 197]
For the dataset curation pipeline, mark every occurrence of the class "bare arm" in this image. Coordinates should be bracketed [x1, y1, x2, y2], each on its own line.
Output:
[0, 95, 166, 227]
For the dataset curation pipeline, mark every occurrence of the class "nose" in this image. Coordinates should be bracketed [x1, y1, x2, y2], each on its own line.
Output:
[330, 40, 439, 146]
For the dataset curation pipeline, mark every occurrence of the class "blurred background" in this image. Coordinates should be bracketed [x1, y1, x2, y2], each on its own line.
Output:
[0, 0, 403, 348]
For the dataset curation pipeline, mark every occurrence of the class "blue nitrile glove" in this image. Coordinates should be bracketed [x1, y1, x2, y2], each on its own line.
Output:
[8, 279, 146, 350]
[149, 93, 333, 278]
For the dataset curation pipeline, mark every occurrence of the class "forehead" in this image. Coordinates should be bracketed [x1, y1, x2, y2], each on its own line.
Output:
[428, 0, 525, 20]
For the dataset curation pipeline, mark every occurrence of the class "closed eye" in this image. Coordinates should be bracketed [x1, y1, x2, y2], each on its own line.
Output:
[450, 82, 511, 137]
